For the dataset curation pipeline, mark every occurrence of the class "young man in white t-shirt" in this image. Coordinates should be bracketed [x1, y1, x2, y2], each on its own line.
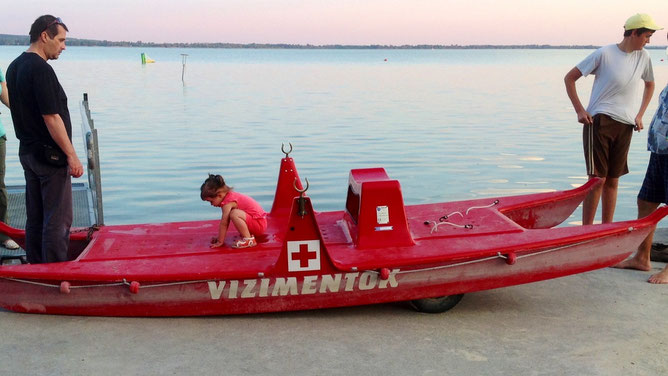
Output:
[564, 13, 662, 225]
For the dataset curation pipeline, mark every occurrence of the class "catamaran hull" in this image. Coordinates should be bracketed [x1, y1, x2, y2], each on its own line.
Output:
[2, 152, 666, 317]
[0, 225, 647, 317]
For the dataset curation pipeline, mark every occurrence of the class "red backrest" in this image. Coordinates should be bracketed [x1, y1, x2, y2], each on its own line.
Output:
[344, 168, 414, 249]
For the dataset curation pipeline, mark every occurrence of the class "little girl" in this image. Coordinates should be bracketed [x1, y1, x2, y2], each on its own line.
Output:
[200, 174, 267, 248]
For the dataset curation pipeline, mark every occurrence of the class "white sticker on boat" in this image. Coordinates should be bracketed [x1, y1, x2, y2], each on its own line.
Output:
[376, 205, 389, 224]
[287, 240, 321, 272]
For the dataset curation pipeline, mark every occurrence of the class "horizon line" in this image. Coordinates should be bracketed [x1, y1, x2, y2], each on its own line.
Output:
[1, 34, 667, 49]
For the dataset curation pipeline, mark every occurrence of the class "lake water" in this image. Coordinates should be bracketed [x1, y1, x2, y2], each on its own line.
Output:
[1, 46, 667, 226]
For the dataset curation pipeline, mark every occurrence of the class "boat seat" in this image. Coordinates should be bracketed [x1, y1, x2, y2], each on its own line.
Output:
[344, 168, 414, 248]
[348, 168, 390, 195]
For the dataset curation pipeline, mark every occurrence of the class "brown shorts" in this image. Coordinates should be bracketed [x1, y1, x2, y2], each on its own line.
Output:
[582, 114, 633, 178]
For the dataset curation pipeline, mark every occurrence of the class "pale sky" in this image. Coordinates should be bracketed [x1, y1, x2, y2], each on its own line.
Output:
[3, 0, 668, 45]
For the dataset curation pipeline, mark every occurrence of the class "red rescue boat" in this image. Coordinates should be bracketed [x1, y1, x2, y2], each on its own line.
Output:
[0, 148, 665, 317]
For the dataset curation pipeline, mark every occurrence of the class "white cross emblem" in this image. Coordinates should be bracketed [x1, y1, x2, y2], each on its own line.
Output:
[287, 240, 321, 272]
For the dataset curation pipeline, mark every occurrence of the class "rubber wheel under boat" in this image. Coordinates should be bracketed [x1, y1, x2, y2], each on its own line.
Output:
[409, 294, 464, 313]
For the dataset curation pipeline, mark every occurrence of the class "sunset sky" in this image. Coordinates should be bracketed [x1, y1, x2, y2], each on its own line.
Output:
[3, 0, 668, 45]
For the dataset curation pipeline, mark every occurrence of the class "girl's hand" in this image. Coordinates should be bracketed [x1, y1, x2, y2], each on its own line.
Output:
[210, 237, 224, 248]
[210, 240, 225, 248]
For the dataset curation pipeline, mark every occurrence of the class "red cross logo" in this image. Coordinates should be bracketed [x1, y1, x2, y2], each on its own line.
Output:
[293, 243, 318, 268]
[287, 240, 320, 272]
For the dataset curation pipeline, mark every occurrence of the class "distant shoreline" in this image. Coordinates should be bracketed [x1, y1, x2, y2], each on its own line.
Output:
[1, 34, 666, 50]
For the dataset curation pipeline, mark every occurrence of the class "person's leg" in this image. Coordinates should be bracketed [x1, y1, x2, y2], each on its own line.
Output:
[229, 209, 251, 238]
[19, 154, 44, 263]
[0, 137, 9, 243]
[602, 117, 632, 224]
[39, 162, 72, 263]
[582, 176, 604, 225]
[613, 198, 660, 271]
[582, 115, 607, 225]
[600, 177, 619, 223]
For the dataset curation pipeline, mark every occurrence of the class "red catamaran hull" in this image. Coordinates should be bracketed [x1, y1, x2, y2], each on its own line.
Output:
[0, 154, 664, 316]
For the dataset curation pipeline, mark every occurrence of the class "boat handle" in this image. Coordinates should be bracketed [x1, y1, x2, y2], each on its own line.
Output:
[294, 177, 309, 217]
[281, 142, 293, 158]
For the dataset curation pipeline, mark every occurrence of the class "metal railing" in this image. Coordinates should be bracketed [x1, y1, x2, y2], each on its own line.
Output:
[79, 93, 104, 226]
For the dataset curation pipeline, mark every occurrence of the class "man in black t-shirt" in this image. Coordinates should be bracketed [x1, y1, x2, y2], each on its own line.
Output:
[6, 15, 83, 263]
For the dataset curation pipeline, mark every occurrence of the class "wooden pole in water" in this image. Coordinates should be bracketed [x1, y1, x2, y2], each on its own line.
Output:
[181, 54, 189, 83]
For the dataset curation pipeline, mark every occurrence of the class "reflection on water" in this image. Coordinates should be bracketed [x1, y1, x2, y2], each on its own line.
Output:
[0, 47, 666, 225]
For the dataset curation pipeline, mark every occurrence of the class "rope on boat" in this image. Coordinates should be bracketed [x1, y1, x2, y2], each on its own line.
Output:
[364, 235, 608, 276]
[511, 236, 602, 260]
[425, 200, 499, 233]
[2, 277, 211, 291]
[465, 200, 499, 215]
[394, 254, 501, 274]
[439, 211, 463, 222]
[2, 278, 102, 288]
[133, 279, 211, 288]
[428, 220, 473, 234]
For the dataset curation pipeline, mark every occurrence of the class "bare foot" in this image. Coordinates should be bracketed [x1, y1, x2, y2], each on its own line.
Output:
[648, 268, 668, 284]
[612, 258, 652, 271]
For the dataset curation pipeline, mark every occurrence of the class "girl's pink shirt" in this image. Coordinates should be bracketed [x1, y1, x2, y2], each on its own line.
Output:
[221, 191, 267, 219]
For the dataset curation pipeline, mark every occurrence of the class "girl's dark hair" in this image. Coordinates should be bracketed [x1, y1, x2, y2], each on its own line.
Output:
[200, 174, 227, 200]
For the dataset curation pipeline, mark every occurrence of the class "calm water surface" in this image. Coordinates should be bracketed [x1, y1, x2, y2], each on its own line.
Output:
[1, 46, 667, 225]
